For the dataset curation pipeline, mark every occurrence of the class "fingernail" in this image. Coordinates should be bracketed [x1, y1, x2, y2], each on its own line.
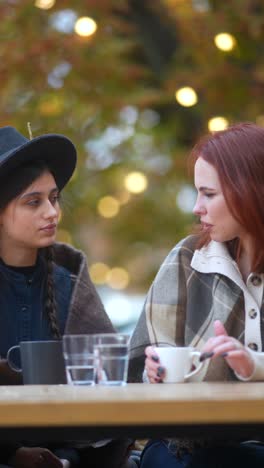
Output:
[221, 352, 228, 358]
[151, 355, 159, 362]
[154, 377, 162, 383]
[157, 366, 165, 377]
[199, 351, 214, 362]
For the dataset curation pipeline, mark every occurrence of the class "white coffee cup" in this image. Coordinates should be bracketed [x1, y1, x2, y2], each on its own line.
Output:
[154, 346, 205, 383]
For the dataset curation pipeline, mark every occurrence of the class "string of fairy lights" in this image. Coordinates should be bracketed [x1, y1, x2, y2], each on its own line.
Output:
[91, 171, 148, 289]
[35, 0, 236, 135]
[33, 0, 238, 290]
[175, 32, 236, 132]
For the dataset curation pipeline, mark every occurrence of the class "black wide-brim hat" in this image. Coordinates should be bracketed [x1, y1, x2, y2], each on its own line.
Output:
[0, 126, 77, 190]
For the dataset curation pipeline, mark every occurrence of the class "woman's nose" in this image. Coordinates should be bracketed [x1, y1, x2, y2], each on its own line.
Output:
[44, 201, 58, 219]
[193, 198, 205, 216]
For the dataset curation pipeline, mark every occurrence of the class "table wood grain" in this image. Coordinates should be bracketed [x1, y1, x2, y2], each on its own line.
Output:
[0, 382, 264, 428]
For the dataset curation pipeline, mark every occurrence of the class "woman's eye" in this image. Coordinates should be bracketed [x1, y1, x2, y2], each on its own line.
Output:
[50, 195, 60, 204]
[205, 193, 214, 198]
[27, 199, 40, 206]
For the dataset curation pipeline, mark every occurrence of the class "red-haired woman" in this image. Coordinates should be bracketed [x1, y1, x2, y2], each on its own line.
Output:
[129, 122, 264, 467]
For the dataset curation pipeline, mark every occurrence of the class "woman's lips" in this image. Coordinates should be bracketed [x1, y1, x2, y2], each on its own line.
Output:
[201, 222, 213, 231]
[41, 223, 57, 232]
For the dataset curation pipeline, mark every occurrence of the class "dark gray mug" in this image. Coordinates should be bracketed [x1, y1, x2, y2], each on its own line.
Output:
[7, 340, 67, 384]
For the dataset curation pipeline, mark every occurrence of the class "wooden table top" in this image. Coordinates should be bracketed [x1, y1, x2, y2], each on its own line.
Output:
[0, 382, 264, 428]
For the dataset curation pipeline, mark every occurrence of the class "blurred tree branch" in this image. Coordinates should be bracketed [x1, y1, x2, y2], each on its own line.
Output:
[1, 0, 264, 290]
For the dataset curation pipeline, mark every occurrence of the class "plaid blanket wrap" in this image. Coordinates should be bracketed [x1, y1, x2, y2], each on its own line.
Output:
[128, 235, 264, 453]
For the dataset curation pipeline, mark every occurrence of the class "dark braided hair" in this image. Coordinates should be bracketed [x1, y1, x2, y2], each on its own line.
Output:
[0, 160, 61, 339]
[44, 245, 61, 339]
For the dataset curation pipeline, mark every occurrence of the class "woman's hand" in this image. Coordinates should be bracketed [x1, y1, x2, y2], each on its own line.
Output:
[144, 346, 165, 383]
[202, 320, 255, 379]
[10, 447, 63, 468]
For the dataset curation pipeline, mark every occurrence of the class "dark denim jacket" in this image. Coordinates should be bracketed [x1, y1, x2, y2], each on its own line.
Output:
[0, 256, 78, 464]
[0, 255, 72, 358]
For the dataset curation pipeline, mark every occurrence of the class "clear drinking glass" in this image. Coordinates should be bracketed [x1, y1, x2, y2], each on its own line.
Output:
[62, 335, 96, 386]
[93, 333, 130, 386]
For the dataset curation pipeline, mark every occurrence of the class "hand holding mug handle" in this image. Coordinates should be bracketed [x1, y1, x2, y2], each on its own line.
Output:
[184, 351, 205, 380]
[6, 345, 22, 373]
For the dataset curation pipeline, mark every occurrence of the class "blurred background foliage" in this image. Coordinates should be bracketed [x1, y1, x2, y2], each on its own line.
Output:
[1, 0, 264, 295]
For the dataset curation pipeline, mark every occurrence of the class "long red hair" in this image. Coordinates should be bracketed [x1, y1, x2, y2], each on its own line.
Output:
[190, 122, 264, 272]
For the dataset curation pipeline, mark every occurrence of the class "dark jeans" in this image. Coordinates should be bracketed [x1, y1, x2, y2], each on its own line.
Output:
[78, 439, 133, 468]
[0, 439, 133, 468]
[140, 440, 264, 468]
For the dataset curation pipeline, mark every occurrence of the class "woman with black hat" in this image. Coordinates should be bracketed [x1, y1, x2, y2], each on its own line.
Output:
[0, 126, 132, 468]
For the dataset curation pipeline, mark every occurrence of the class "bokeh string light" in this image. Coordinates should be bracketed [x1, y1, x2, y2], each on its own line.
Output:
[124, 172, 148, 194]
[175, 87, 198, 107]
[208, 116, 229, 132]
[74, 17, 97, 37]
[97, 196, 120, 218]
[35, 0, 55, 9]
[214, 33, 236, 51]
